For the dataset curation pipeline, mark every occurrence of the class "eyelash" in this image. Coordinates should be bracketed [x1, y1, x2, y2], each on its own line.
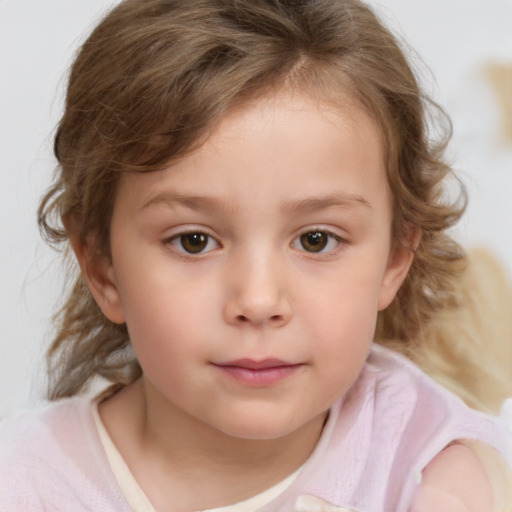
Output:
[163, 228, 346, 257]
[165, 231, 221, 256]
[291, 229, 344, 255]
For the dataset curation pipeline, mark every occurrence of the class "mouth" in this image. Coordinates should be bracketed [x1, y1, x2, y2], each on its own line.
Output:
[211, 359, 304, 387]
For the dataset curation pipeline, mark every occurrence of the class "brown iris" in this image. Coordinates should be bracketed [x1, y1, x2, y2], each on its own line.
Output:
[300, 231, 328, 252]
[180, 233, 208, 253]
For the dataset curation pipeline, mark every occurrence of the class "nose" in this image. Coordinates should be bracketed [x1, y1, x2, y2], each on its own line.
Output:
[223, 250, 292, 328]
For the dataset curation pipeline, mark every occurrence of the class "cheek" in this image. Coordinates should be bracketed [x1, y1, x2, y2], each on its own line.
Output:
[297, 301, 374, 412]
[298, 258, 384, 331]
[296, 266, 382, 373]
[124, 291, 214, 395]
[116, 266, 217, 358]
[309, 298, 377, 365]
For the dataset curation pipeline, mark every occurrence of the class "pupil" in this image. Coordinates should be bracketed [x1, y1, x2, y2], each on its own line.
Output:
[301, 232, 327, 252]
[182, 233, 207, 253]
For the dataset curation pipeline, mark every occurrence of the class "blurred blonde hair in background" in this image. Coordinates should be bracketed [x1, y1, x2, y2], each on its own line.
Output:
[396, 247, 512, 414]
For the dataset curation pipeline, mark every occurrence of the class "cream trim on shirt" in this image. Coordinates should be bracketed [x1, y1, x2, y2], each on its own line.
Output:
[92, 400, 156, 512]
[91, 401, 302, 512]
[201, 469, 301, 512]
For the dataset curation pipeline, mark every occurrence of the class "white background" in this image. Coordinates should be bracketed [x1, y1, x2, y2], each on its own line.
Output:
[1, 0, 511, 416]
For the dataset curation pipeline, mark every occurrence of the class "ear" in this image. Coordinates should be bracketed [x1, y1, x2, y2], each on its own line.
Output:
[377, 226, 419, 311]
[67, 229, 126, 325]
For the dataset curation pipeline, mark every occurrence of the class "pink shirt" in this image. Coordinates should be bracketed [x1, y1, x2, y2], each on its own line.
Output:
[1, 345, 510, 511]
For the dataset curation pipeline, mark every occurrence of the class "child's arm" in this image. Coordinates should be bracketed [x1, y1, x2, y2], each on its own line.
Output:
[410, 443, 495, 512]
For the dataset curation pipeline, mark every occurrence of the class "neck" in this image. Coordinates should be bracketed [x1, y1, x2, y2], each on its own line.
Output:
[99, 377, 327, 511]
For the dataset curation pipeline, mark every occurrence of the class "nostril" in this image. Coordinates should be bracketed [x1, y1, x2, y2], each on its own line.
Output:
[234, 314, 283, 324]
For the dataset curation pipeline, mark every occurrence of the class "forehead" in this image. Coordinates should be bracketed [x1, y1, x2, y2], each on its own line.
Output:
[115, 91, 389, 217]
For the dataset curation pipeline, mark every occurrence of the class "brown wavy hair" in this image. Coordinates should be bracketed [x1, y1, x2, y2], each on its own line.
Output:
[40, 0, 468, 401]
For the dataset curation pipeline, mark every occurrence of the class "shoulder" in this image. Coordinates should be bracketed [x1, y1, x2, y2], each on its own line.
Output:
[366, 345, 507, 442]
[1, 398, 92, 477]
[1, 397, 93, 452]
[410, 443, 509, 512]
[360, 346, 512, 510]
[363, 344, 466, 423]
[0, 397, 120, 510]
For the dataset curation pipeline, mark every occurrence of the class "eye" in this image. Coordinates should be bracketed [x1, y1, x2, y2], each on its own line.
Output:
[169, 232, 219, 254]
[292, 230, 341, 253]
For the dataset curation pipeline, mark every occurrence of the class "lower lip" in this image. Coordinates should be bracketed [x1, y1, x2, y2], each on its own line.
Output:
[213, 364, 303, 387]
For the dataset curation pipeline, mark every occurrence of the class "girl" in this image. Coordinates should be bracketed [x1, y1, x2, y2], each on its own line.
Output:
[1, 0, 511, 510]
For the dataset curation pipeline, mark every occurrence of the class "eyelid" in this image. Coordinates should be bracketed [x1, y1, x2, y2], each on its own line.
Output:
[163, 227, 221, 256]
[291, 227, 347, 255]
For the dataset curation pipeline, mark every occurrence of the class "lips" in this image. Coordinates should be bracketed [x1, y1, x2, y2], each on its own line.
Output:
[220, 358, 292, 370]
[211, 359, 303, 386]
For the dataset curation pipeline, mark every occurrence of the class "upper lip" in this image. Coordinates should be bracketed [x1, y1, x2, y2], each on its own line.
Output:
[212, 359, 298, 370]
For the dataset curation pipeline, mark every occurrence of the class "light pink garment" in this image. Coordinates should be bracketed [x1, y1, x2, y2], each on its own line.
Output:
[1, 344, 510, 511]
[0, 393, 132, 511]
[258, 345, 511, 511]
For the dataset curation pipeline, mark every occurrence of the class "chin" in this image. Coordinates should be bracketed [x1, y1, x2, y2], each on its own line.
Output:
[213, 411, 317, 442]
[226, 428, 295, 441]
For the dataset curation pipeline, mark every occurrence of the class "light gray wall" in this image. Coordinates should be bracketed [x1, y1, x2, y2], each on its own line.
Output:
[1, 0, 511, 416]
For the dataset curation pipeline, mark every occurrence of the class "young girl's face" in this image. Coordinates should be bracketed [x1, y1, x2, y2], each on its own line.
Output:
[93, 92, 412, 440]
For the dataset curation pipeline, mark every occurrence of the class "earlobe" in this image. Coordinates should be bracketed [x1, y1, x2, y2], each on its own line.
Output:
[378, 228, 419, 311]
[68, 231, 126, 325]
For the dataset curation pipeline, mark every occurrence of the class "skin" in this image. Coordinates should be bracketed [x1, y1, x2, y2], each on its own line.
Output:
[410, 444, 494, 512]
[71, 92, 492, 511]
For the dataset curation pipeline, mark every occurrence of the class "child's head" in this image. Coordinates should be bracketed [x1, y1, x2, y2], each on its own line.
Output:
[40, 0, 465, 399]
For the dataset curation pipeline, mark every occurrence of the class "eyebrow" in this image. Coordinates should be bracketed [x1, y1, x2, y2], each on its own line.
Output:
[141, 191, 371, 214]
[142, 192, 237, 215]
[280, 193, 372, 213]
